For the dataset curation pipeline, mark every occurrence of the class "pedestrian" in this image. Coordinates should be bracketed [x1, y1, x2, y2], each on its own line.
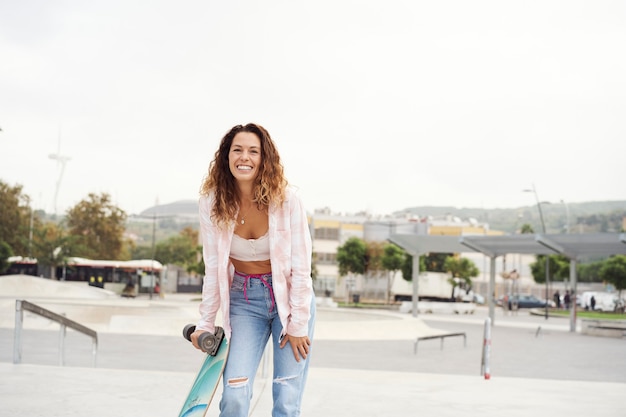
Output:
[590, 295, 596, 311]
[189, 123, 316, 417]
[564, 290, 571, 310]
[502, 294, 509, 315]
[553, 290, 561, 309]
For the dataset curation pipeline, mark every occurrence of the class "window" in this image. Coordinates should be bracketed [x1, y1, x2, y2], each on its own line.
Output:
[315, 252, 337, 264]
[315, 227, 339, 240]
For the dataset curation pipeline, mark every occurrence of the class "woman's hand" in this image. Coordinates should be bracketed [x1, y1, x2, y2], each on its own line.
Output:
[279, 334, 311, 362]
[190, 329, 208, 351]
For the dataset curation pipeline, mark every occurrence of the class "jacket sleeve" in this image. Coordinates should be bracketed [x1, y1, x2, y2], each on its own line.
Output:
[285, 192, 314, 337]
[196, 196, 219, 334]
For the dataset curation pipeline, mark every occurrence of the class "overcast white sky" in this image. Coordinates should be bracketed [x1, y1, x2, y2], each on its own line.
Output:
[1, 0, 625, 217]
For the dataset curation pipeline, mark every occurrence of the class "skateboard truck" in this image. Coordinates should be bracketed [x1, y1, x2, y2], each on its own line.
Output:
[183, 324, 225, 356]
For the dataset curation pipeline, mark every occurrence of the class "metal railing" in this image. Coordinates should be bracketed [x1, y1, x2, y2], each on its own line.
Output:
[14, 300, 98, 367]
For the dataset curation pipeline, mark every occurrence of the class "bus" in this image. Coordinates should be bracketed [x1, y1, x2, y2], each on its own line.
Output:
[59, 257, 163, 291]
[3, 256, 39, 276]
[2, 256, 163, 292]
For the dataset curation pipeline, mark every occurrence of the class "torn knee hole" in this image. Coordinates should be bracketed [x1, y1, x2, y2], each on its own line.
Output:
[227, 377, 248, 387]
[273, 375, 298, 384]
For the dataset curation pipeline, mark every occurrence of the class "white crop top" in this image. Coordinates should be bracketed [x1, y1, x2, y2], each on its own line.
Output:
[230, 232, 270, 261]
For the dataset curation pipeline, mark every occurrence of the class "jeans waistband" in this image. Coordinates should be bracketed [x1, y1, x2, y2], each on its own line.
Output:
[233, 271, 274, 312]
[233, 271, 272, 283]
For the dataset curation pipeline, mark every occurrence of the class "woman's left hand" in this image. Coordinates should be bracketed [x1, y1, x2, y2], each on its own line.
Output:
[280, 334, 311, 362]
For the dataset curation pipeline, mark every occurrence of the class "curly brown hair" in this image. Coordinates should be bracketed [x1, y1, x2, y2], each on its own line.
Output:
[200, 123, 287, 227]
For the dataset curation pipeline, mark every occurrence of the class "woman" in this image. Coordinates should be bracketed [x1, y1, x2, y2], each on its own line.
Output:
[190, 123, 315, 417]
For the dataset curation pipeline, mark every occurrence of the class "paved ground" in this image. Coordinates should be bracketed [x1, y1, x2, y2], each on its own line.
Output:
[1, 281, 624, 416]
[2, 309, 625, 383]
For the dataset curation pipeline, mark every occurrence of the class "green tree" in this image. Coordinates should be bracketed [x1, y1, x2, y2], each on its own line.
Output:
[578, 260, 604, 283]
[365, 241, 384, 273]
[0, 241, 13, 273]
[336, 237, 367, 302]
[529, 254, 569, 284]
[401, 253, 426, 282]
[188, 256, 205, 277]
[424, 252, 452, 272]
[337, 237, 367, 276]
[599, 255, 626, 297]
[65, 193, 127, 259]
[155, 227, 199, 269]
[0, 180, 31, 255]
[552, 255, 571, 280]
[443, 256, 480, 299]
[520, 223, 534, 234]
[381, 243, 405, 303]
[364, 240, 385, 299]
[132, 245, 154, 260]
[31, 221, 79, 278]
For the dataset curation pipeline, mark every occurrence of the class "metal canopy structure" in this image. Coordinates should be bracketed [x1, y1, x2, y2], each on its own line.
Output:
[390, 233, 626, 259]
[388, 233, 626, 332]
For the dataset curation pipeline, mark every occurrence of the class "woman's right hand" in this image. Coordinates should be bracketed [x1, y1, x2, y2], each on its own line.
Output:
[190, 329, 208, 350]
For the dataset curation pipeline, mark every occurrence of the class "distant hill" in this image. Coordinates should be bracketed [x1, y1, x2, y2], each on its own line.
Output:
[399, 201, 626, 234]
[127, 200, 626, 246]
[126, 200, 199, 246]
[138, 199, 198, 219]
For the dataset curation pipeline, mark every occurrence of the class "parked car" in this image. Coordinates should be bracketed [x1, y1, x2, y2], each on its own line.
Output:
[454, 288, 485, 304]
[497, 294, 549, 309]
[472, 293, 486, 305]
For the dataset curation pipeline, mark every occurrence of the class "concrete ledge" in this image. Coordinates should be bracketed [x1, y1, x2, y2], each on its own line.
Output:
[581, 319, 626, 338]
[315, 297, 338, 308]
[399, 301, 476, 315]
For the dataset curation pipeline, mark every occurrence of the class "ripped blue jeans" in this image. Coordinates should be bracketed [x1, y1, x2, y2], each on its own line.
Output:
[220, 271, 315, 417]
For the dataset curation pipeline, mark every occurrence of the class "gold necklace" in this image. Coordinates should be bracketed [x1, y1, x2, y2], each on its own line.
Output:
[238, 204, 253, 225]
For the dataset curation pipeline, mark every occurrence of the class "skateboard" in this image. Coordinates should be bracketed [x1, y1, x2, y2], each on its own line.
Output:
[179, 325, 230, 417]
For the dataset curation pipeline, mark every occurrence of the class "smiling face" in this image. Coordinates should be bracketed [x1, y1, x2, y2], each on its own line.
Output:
[228, 131, 262, 185]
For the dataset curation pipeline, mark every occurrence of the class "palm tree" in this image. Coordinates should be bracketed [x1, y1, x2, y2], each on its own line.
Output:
[443, 256, 480, 300]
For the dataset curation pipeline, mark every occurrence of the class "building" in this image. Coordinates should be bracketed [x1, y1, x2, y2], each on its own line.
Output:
[309, 208, 368, 298]
[309, 208, 510, 301]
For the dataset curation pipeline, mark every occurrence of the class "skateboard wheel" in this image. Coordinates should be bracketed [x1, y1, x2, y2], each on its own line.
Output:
[198, 332, 218, 353]
[198, 327, 225, 356]
[183, 324, 196, 341]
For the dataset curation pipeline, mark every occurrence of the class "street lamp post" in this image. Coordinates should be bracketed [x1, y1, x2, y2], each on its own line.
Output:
[523, 184, 550, 320]
[150, 205, 157, 300]
[135, 200, 175, 299]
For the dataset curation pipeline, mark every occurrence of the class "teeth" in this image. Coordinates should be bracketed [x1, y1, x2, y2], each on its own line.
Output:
[238, 165, 252, 170]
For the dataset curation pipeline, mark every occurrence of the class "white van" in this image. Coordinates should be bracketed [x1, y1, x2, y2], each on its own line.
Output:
[580, 291, 620, 312]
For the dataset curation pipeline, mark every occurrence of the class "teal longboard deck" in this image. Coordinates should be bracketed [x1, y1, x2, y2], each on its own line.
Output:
[179, 331, 230, 417]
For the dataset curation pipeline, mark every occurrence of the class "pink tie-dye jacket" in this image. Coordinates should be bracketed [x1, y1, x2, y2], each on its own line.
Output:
[196, 187, 313, 339]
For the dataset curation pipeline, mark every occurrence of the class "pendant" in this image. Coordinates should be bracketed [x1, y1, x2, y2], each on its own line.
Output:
[241, 219, 245, 225]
